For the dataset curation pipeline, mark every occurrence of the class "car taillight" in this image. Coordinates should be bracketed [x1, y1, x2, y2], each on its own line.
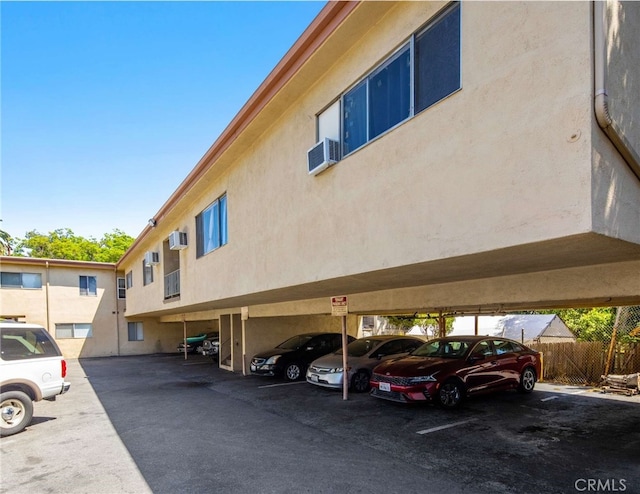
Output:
[61, 360, 67, 378]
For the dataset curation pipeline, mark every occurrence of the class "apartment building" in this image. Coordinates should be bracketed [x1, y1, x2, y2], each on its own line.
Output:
[0, 256, 187, 358]
[6, 2, 638, 367]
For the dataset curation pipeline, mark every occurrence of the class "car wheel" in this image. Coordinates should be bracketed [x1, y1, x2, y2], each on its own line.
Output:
[437, 379, 465, 409]
[350, 370, 370, 393]
[518, 367, 536, 393]
[284, 363, 303, 381]
[0, 391, 34, 437]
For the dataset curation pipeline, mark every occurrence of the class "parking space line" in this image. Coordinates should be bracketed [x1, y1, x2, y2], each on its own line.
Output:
[417, 418, 476, 435]
[258, 381, 309, 389]
[541, 396, 559, 402]
[570, 390, 588, 395]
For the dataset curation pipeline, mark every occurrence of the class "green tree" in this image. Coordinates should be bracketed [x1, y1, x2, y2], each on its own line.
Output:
[95, 229, 136, 263]
[0, 229, 14, 255]
[12, 228, 134, 262]
[384, 314, 454, 336]
[533, 307, 618, 342]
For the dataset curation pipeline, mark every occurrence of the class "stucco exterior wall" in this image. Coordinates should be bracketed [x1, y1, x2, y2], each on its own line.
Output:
[592, 0, 640, 241]
[243, 314, 359, 376]
[0, 260, 122, 358]
[119, 1, 639, 320]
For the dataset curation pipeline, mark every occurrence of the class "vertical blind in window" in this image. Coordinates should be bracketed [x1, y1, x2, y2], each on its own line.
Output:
[196, 194, 228, 258]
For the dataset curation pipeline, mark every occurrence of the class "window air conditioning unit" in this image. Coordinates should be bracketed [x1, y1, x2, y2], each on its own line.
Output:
[169, 231, 188, 250]
[144, 251, 160, 266]
[307, 138, 340, 176]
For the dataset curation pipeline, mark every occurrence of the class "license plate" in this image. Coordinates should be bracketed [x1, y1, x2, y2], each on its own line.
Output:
[310, 374, 319, 383]
[379, 382, 391, 392]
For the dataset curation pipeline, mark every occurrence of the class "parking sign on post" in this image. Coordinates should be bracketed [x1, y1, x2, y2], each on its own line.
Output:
[331, 296, 348, 317]
[331, 296, 349, 400]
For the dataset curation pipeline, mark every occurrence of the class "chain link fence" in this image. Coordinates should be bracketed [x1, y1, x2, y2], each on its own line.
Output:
[530, 306, 640, 386]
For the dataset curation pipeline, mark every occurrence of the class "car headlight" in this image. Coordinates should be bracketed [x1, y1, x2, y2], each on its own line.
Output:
[328, 367, 343, 373]
[408, 375, 438, 384]
[265, 355, 281, 365]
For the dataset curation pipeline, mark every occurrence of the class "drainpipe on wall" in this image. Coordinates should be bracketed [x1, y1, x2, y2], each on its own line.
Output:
[45, 261, 51, 331]
[114, 269, 121, 356]
[593, 1, 640, 180]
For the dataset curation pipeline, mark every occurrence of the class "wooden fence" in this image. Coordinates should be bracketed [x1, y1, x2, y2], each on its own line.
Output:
[530, 342, 640, 385]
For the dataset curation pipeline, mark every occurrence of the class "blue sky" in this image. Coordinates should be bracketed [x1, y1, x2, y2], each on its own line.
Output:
[1, 1, 325, 240]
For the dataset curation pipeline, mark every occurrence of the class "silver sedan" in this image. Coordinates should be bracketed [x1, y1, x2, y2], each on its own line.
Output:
[306, 335, 424, 392]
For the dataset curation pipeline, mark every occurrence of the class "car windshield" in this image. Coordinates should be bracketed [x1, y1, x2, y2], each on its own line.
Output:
[337, 338, 381, 357]
[276, 334, 314, 350]
[412, 339, 470, 359]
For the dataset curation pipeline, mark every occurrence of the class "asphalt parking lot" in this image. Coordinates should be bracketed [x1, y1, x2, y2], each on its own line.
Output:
[2, 354, 639, 494]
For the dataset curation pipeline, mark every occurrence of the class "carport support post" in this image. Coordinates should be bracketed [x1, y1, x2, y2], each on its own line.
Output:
[342, 315, 349, 401]
[183, 316, 187, 361]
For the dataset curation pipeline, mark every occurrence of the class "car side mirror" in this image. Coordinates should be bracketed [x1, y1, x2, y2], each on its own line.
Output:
[468, 354, 484, 363]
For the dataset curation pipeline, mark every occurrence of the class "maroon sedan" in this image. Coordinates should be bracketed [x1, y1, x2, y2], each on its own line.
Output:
[370, 336, 541, 408]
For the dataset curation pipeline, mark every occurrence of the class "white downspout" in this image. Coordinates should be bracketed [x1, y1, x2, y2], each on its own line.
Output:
[593, 1, 640, 180]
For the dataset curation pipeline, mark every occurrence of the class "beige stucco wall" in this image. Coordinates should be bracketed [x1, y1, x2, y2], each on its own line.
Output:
[0, 259, 190, 358]
[592, 0, 640, 241]
[243, 314, 359, 376]
[120, 1, 640, 320]
[0, 260, 121, 358]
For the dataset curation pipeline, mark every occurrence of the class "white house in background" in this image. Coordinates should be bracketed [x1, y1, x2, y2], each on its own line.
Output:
[497, 315, 575, 344]
[450, 314, 575, 344]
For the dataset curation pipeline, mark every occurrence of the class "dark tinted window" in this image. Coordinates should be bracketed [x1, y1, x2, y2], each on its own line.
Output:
[369, 45, 411, 140]
[343, 81, 367, 155]
[277, 334, 314, 350]
[402, 339, 423, 353]
[375, 340, 405, 357]
[415, 3, 461, 113]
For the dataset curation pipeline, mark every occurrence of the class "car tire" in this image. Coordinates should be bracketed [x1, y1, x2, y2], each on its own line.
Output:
[518, 366, 537, 393]
[350, 370, 371, 393]
[284, 362, 303, 381]
[436, 379, 465, 409]
[0, 391, 34, 437]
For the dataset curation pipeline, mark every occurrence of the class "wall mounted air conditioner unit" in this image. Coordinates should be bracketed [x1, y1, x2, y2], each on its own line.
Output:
[144, 251, 160, 266]
[168, 231, 188, 250]
[307, 138, 340, 176]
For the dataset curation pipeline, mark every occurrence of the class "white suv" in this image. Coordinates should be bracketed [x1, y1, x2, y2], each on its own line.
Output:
[0, 321, 71, 437]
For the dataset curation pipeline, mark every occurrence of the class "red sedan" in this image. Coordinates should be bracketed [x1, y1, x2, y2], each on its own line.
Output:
[370, 336, 541, 408]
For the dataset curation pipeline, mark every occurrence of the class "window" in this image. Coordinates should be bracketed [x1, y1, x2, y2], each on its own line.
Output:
[126, 271, 133, 289]
[127, 322, 144, 341]
[55, 323, 92, 339]
[79, 276, 97, 296]
[196, 193, 228, 258]
[471, 340, 493, 359]
[415, 2, 461, 113]
[0, 272, 42, 289]
[376, 340, 405, 357]
[338, 2, 460, 157]
[1, 328, 61, 360]
[493, 340, 523, 355]
[117, 277, 126, 299]
[143, 261, 153, 286]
